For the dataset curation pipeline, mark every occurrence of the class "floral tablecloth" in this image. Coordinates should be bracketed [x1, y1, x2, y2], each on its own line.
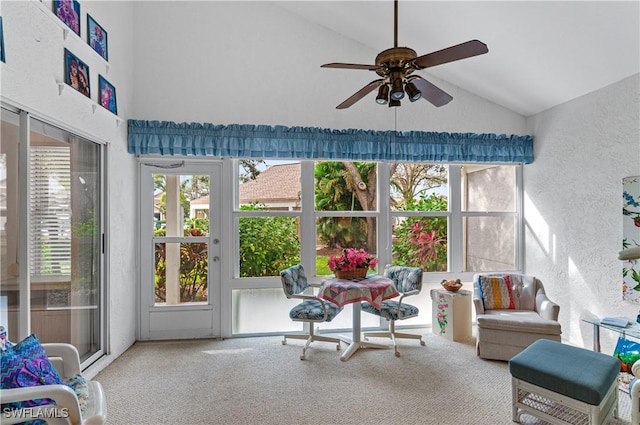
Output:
[318, 275, 398, 309]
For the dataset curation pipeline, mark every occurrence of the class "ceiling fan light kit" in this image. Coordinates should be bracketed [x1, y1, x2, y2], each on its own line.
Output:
[376, 85, 389, 105]
[390, 74, 405, 101]
[405, 81, 422, 102]
[321, 0, 489, 110]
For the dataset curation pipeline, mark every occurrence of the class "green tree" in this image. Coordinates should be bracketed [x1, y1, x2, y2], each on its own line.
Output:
[392, 194, 448, 271]
[153, 174, 191, 219]
[390, 163, 447, 207]
[238, 204, 300, 277]
[181, 175, 209, 201]
[154, 227, 208, 302]
[239, 159, 266, 182]
[315, 162, 375, 250]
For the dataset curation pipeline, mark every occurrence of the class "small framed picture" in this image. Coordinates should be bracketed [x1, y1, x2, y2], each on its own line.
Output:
[0, 17, 5, 63]
[53, 0, 81, 36]
[98, 75, 117, 114]
[64, 49, 90, 98]
[87, 15, 107, 61]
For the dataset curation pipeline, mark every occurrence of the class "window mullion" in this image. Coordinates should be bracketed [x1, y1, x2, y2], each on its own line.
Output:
[449, 165, 463, 274]
[515, 164, 524, 271]
[377, 162, 391, 268]
[300, 160, 316, 275]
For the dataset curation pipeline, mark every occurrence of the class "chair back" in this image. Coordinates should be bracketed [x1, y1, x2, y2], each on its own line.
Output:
[280, 264, 309, 297]
[473, 273, 543, 311]
[383, 265, 423, 294]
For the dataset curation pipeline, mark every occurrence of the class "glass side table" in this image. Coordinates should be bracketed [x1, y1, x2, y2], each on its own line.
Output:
[582, 318, 640, 352]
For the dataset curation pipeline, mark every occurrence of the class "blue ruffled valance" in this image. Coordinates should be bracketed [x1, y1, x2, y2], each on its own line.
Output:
[128, 120, 533, 163]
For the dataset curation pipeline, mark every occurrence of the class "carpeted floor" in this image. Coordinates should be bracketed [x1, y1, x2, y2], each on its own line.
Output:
[95, 331, 632, 425]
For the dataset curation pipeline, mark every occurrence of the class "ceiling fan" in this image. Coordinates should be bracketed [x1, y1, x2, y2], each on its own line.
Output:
[321, 0, 488, 109]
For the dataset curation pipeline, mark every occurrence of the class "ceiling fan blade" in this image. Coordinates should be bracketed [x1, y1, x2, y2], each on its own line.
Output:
[336, 79, 385, 109]
[413, 40, 488, 69]
[409, 76, 453, 107]
[321, 62, 381, 71]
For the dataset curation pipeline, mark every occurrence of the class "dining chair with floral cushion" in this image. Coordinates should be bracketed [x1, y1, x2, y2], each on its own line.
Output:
[280, 264, 344, 360]
[362, 265, 425, 357]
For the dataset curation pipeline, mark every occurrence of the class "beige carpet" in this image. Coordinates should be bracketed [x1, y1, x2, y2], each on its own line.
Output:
[95, 331, 633, 425]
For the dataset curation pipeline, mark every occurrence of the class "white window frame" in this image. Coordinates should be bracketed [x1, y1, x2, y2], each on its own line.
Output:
[229, 160, 523, 285]
[222, 159, 523, 336]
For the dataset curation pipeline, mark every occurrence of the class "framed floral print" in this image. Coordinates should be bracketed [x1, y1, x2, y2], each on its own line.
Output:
[64, 49, 90, 98]
[53, 0, 80, 36]
[98, 75, 117, 114]
[87, 14, 108, 61]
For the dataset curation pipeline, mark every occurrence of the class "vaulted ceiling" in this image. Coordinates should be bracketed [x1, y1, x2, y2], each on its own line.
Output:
[275, 1, 639, 117]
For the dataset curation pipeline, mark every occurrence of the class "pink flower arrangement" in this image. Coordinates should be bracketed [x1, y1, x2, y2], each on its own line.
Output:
[328, 248, 378, 272]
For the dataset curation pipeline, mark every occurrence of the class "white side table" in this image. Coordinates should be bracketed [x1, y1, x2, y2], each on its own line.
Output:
[430, 288, 472, 341]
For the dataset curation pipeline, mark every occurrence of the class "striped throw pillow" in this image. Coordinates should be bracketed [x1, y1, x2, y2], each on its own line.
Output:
[479, 275, 515, 310]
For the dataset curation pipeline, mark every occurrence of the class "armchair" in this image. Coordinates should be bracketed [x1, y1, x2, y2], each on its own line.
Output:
[473, 273, 561, 361]
[280, 264, 344, 360]
[1, 340, 107, 425]
[630, 360, 640, 425]
[362, 265, 425, 357]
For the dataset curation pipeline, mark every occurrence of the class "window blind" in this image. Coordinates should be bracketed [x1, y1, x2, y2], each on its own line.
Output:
[29, 146, 71, 277]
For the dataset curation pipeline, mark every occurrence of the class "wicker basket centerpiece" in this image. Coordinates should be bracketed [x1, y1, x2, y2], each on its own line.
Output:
[335, 268, 368, 280]
[441, 279, 463, 292]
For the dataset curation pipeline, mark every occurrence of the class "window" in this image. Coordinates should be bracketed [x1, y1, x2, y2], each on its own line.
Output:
[315, 161, 378, 275]
[152, 173, 210, 306]
[390, 163, 449, 272]
[234, 161, 301, 278]
[231, 160, 303, 334]
[461, 165, 518, 271]
[229, 160, 522, 335]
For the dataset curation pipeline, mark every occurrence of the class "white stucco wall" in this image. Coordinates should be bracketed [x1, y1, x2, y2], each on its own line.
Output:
[1, 1, 137, 376]
[524, 74, 640, 352]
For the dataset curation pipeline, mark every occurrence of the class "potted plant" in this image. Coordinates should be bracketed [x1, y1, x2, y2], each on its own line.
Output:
[328, 248, 378, 279]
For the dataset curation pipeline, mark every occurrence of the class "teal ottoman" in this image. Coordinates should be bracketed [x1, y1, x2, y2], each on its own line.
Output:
[509, 339, 619, 425]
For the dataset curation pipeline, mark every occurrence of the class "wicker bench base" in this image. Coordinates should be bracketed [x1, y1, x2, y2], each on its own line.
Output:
[512, 377, 618, 425]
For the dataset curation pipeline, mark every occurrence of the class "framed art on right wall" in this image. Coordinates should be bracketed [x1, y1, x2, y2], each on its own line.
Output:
[622, 176, 640, 302]
[0, 17, 5, 63]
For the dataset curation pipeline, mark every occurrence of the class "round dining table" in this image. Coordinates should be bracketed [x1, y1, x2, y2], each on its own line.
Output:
[318, 275, 399, 361]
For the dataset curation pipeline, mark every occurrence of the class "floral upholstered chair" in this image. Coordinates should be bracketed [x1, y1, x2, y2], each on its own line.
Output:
[473, 273, 561, 361]
[361, 265, 425, 357]
[280, 264, 344, 360]
[0, 334, 107, 425]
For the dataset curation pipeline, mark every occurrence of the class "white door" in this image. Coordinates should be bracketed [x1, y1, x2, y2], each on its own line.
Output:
[139, 162, 221, 339]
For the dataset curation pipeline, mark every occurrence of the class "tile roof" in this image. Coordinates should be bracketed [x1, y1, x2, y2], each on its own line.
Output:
[239, 162, 301, 205]
[189, 162, 302, 206]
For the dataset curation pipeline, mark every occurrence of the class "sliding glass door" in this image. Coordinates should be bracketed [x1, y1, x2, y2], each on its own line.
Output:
[29, 118, 103, 361]
[0, 108, 21, 342]
[0, 108, 105, 364]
